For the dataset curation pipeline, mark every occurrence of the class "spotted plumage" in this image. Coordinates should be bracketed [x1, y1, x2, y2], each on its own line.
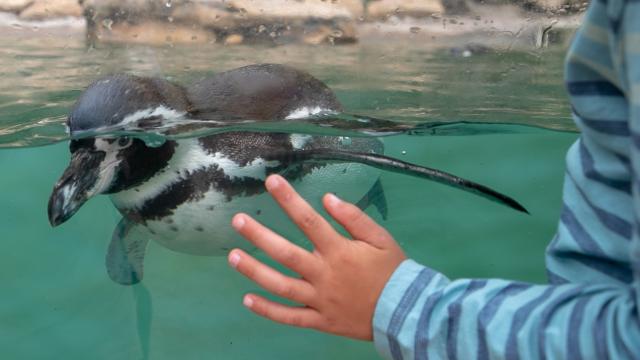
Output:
[49, 63, 526, 285]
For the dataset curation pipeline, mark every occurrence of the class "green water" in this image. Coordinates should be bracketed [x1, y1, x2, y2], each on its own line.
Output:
[0, 28, 578, 359]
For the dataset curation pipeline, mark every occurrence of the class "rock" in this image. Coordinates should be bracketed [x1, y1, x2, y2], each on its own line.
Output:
[302, 26, 333, 45]
[530, 0, 566, 10]
[82, 0, 359, 45]
[0, 0, 33, 13]
[19, 0, 83, 20]
[517, 0, 586, 12]
[442, 0, 470, 15]
[366, 0, 444, 19]
[81, 0, 196, 25]
[82, 0, 227, 45]
[224, 33, 243, 45]
[302, 21, 356, 44]
[335, 0, 364, 19]
[221, 0, 360, 44]
[227, 0, 359, 20]
[92, 21, 215, 45]
[170, 3, 237, 29]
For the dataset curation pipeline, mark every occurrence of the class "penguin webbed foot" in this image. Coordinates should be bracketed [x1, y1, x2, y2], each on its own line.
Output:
[355, 178, 389, 220]
[106, 218, 150, 285]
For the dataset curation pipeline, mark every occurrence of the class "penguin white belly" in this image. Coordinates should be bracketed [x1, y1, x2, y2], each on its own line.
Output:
[147, 162, 379, 256]
[110, 139, 381, 256]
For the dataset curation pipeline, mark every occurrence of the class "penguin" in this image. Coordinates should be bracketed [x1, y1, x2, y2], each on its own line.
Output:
[48, 63, 527, 285]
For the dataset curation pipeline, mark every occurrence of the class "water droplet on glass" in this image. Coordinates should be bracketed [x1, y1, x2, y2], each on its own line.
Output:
[339, 136, 352, 146]
[102, 18, 113, 30]
[401, 150, 407, 155]
[410, 26, 421, 34]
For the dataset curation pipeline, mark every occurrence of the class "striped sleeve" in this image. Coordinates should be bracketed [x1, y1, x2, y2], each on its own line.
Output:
[371, 1, 640, 359]
[373, 261, 638, 359]
[625, 0, 640, 308]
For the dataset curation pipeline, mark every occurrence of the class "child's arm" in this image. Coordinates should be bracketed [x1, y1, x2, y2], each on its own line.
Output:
[228, 175, 640, 359]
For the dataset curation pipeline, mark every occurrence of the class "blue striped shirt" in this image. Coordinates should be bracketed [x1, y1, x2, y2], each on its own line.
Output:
[372, 1, 640, 359]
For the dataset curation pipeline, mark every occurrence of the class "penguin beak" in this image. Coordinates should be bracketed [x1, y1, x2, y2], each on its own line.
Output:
[48, 149, 108, 226]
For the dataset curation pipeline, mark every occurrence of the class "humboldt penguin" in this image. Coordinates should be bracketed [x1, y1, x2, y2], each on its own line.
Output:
[48, 63, 526, 285]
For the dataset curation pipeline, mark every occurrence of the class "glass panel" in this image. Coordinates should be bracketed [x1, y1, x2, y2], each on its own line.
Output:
[0, 1, 584, 358]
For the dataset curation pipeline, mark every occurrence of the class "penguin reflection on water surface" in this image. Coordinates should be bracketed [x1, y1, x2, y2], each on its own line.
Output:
[48, 64, 527, 285]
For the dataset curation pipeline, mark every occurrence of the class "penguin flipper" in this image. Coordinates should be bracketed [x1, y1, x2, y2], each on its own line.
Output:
[355, 178, 389, 220]
[106, 218, 150, 285]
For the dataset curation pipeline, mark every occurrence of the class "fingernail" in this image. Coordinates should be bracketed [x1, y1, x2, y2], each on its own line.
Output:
[265, 175, 280, 191]
[243, 295, 254, 308]
[232, 215, 245, 230]
[326, 193, 341, 208]
[228, 251, 241, 268]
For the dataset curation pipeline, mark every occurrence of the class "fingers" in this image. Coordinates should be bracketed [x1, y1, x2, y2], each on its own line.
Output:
[232, 213, 320, 279]
[322, 193, 394, 249]
[229, 249, 316, 305]
[242, 293, 325, 330]
[265, 175, 342, 252]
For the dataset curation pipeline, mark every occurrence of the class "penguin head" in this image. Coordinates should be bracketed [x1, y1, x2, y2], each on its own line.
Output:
[48, 74, 186, 226]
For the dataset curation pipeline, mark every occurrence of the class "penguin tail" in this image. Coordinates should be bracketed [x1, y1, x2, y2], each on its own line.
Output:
[275, 149, 529, 214]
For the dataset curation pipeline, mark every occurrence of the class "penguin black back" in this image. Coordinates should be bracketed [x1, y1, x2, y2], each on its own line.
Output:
[187, 64, 343, 121]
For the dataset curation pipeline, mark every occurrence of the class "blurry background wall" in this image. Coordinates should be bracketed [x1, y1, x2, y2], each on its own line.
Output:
[0, 0, 586, 46]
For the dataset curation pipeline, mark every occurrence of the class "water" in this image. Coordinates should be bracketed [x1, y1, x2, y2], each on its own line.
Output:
[0, 25, 578, 359]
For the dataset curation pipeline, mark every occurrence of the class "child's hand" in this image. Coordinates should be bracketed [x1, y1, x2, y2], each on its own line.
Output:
[228, 174, 407, 341]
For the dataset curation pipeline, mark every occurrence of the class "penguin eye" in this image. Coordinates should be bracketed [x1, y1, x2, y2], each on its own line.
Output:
[117, 137, 132, 148]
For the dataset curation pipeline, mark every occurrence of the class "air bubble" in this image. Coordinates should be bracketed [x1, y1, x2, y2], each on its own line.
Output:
[142, 135, 167, 148]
